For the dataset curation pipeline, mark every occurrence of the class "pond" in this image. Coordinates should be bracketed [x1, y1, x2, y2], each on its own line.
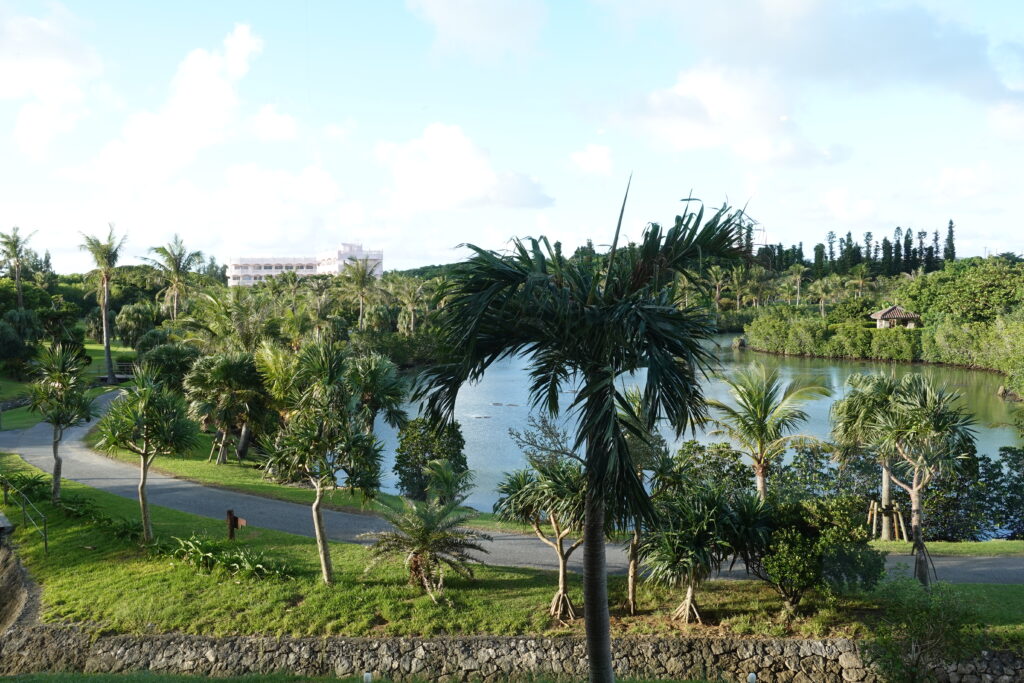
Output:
[374, 336, 1022, 511]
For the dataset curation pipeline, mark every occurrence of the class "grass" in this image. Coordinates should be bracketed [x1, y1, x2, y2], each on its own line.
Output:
[84, 428, 531, 534]
[0, 451, 949, 646]
[0, 375, 29, 401]
[871, 540, 1024, 557]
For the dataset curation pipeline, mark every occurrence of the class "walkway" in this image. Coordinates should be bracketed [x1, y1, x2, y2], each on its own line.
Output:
[1, 396, 1020, 584]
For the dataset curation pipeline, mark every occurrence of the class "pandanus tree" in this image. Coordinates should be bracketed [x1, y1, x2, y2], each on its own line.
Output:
[831, 373, 902, 541]
[870, 374, 976, 586]
[142, 234, 204, 320]
[414, 186, 745, 682]
[80, 226, 126, 384]
[0, 226, 37, 310]
[261, 335, 382, 584]
[95, 368, 199, 542]
[707, 361, 831, 500]
[495, 455, 587, 621]
[28, 345, 95, 503]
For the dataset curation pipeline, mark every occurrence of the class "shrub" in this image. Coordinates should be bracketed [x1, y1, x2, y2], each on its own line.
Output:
[167, 533, 293, 580]
[5, 472, 50, 501]
[826, 322, 873, 359]
[393, 418, 467, 500]
[869, 327, 920, 361]
[865, 580, 981, 683]
[135, 327, 172, 356]
[142, 342, 200, 392]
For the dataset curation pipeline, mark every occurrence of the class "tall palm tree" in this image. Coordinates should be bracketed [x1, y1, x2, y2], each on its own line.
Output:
[388, 276, 428, 336]
[845, 263, 871, 298]
[807, 278, 829, 318]
[142, 234, 204, 320]
[28, 345, 96, 503]
[414, 187, 744, 682]
[707, 361, 831, 500]
[785, 263, 809, 306]
[831, 372, 902, 541]
[870, 374, 976, 586]
[0, 226, 37, 309]
[361, 497, 492, 601]
[338, 257, 379, 330]
[95, 367, 199, 542]
[80, 226, 126, 384]
[704, 265, 728, 313]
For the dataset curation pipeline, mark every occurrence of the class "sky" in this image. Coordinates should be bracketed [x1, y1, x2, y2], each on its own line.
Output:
[2, 0, 1023, 274]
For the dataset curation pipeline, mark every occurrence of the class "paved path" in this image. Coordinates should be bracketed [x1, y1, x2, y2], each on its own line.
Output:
[1, 396, 1021, 584]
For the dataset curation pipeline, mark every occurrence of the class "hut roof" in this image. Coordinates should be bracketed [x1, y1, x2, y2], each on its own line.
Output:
[870, 304, 920, 321]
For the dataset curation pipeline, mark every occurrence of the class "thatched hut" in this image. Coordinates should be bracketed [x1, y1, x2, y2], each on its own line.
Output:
[870, 304, 921, 329]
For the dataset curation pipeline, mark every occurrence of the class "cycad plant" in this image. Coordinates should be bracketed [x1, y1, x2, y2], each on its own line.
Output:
[707, 361, 831, 500]
[361, 497, 491, 601]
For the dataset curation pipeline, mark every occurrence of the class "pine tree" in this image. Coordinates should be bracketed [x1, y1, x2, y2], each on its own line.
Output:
[864, 232, 874, 265]
[826, 231, 836, 269]
[893, 227, 903, 273]
[813, 243, 826, 278]
[943, 220, 956, 262]
[903, 230, 914, 271]
[881, 238, 894, 275]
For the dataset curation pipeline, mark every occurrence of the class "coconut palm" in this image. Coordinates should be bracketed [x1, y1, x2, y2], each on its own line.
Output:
[704, 265, 728, 313]
[414, 187, 744, 682]
[807, 278, 829, 318]
[338, 257, 379, 330]
[183, 288, 279, 353]
[261, 335, 381, 584]
[831, 373, 902, 541]
[707, 361, 831, 500]
[389, 276, 429, 336]
[79, 226, 126, 384]
[95, 367, 199, 542]
[0, 226, 37, 309]
[142, 234, 204, 320]
[360, 497, 491, 601]
[870, 374, 976, 586]
[28, 345, 96, 503]
[845, 263, 871, 298]
[495, 456, 587, 620]
[785, 263, 810, 306]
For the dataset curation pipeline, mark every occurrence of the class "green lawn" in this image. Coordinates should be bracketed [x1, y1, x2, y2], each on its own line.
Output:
[0, 385, 120, 431]
[83, 341, 136, 380]
[0, 375, 29, 401]
[871, 539, 1024, 557]
[85, 428, 531, 534]
[0, 451, 955, 646]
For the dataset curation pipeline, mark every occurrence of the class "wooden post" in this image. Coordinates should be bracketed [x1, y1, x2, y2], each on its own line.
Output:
[226, 509, 246, 540]
[871, 501, 880, 539]
[895, 503, 909, 543]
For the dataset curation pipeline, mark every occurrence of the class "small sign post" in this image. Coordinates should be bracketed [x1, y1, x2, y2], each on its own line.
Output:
[226, 509, 247, 540]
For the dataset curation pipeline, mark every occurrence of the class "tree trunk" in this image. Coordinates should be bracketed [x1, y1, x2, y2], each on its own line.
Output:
[880, 462, 893, 541]
[910, 486, 930, 587]
[102, 277, 115, 384]
[15, 265, 23, 310]
[139, 456, 153, 543]
[235, 423, 252, 462]
[311, 482, 333, 584]
[672, 584, 702, 624]
[582, 484, 614, 683]
[754, 462, 767, 501]
[215, 434, 229, 465]
[551, 542, 578, 621]
[51, 426, 63, 504]
[796, 280, 801, 306]
[625, 519, 640, 616]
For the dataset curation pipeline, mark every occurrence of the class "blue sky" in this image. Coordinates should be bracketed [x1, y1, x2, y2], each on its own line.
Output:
[2, 0, 1023, 273]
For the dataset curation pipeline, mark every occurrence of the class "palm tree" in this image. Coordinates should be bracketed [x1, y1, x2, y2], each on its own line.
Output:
[414, 187, 744, 682]
[495, 457, 587, 620]
[704, 265, 728, 313]
[807, 278, 829, 318]
[95, 368, 199, 542]
[785, 263, 809, 306]
[142, 234, 204, 319]
[344, 353, 408, 435]
[831, 373, 902, 541]
[389, 276, 428, 336]
[361, 497, 491, 601]
[871, 375, 976, 586]
[183, 352, 268, 464]
[80, 226, 126, 384]
[0, 226, 37, 309]
[845, 263, 871, 299]
[28, 345, 96, 503]
[707, 361, 831, 500]
[338, 257, 379, 330]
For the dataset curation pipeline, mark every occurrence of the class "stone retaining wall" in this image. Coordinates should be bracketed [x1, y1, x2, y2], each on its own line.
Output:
[2, 626, 1023, 682]
[0, 541, 27, 631]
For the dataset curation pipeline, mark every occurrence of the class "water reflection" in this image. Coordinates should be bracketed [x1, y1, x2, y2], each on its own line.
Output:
[375, 336, 1021, 511]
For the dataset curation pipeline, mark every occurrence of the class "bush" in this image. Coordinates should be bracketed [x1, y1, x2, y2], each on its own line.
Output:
[826, 322, 873, 359]
[135, 327, 172, 356]
[142, 342, 200, 392]
[5, 472, 49, 501]
[168, 533, 293, 580]
[865, 580, 981, 683]
[393, 418, 467, 500]
[869, 327, 920, 362]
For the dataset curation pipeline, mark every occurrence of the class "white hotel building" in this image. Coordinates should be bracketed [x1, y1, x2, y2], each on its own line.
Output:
[227, 244, 383, 287]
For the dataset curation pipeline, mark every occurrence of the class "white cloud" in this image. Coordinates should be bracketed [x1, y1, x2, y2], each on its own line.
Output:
[933, 163, 995, 201]
[637, 66, 842, 164]
[989, 102, 1024, 139]
[570, 144, 612, 175]
[819, 187, 876, 224]
[375, 123, 552, 215]
[249, 104, 297, 141]
[0, 5, 101, 160]
[69, 24, 263, 188]
[407, 0, 546, 57]
[324, 119, 357, 143]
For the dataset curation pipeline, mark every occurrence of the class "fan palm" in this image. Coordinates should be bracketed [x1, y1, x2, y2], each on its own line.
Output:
[414, 185, 744, 682]
[183, 352, 268, 464]
[79, 225, 126, 383]
[0, 226, 37, 309]
[95, 367, 199, 542]
[707, 361, 831, 500]
[361, 497, 491, 601]
[28, 345, 96, 503]
[142, 234, 204, 319]
[344, 352, 408, 435]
